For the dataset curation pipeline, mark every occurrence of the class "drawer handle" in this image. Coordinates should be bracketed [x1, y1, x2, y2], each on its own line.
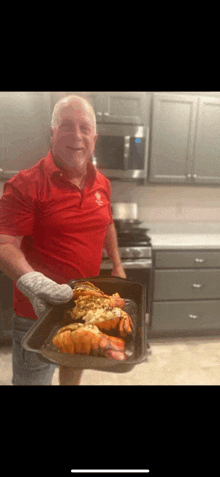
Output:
[191, 283, 204, 289]
[189, 314, 199, 319]
[194, 258, 206, 263]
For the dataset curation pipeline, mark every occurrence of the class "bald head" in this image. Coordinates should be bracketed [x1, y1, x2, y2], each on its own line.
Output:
[50, 94, 98, 175]
[51, 94, 97, 134]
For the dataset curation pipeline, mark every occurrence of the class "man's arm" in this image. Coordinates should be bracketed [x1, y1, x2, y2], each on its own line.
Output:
[103, 223, 126, 279]
[0, 235, 35, 281]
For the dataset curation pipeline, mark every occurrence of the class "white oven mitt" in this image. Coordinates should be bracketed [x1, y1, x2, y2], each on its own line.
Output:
[16, 272, 73, 319]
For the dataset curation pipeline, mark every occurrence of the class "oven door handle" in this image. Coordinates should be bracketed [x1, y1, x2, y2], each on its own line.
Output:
[101, 259, 152, 270]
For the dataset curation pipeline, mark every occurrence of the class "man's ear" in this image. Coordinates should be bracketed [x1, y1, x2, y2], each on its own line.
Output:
[93, 133, 98, 148]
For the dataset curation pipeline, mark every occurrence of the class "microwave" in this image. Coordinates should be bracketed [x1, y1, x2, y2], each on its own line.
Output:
[91, 123, 149, 180]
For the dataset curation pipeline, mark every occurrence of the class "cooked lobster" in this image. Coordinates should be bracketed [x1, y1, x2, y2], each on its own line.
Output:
[82, 307, 133, 338]
[52, 323, 126, 361]
[52, 281, 133, 361]
[72, 281, 126, 308]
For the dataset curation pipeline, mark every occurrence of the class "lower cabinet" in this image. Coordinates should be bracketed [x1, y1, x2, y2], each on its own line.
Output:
[151, 249, 220, 335]
[152, 300, 220, 332]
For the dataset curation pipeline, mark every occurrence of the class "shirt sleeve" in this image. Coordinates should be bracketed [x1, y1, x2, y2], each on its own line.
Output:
[0, 175, 36, 236]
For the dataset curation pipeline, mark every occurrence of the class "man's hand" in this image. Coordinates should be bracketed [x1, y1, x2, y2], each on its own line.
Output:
[16, 272, 73, 319]
[111, 263, 127, 279]
[104, 223, 127, 279]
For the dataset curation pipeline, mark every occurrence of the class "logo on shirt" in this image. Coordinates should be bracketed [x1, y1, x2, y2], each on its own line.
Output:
[95, 191, 103, 206]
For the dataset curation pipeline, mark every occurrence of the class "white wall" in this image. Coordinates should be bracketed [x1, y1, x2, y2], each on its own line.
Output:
[1, 178, 220, 224]
[111, 181, 220, 223]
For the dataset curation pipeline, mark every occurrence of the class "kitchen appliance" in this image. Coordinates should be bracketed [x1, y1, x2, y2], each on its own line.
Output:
[21, 277, 147, 373]
[100, 224, 153, 330]
[91, 124, 149, 180]
[112, 203, 138, 220]
[114, 219, 143, 231]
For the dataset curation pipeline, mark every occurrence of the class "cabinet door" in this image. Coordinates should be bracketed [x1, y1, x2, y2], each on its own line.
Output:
[1, 92, 51, 179]
[102, 92, 147, 124]
[154, 269, 220, 301]
[50, 92, 104, 123]
[149, 93, 198, 183]
[192, 96, 220, 184]
[154, 250, 220, 269]
[152, 300, 220, 332]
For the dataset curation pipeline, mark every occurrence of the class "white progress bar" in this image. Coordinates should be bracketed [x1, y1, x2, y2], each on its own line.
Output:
[71, 471, 150, 473]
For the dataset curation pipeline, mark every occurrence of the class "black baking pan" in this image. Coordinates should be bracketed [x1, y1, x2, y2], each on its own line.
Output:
[21, 277, 147, 373]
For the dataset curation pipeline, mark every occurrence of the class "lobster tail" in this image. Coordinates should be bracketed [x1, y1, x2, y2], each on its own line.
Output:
[52, 324, 127, 360]
[52, 281, 132, 361]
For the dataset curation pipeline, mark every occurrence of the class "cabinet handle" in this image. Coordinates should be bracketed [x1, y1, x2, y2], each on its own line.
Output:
[96, 112, 102, 117]
[194, 258, 206, 263]
[193, 174, 197, 179]
[103, 112, 109, 116]
[187, 174, 191, 179]
[191, 283, 204, 289]
[189, 314, 199, 319]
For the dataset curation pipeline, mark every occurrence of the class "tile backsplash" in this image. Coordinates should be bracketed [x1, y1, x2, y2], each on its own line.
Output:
[1, 179, 220, 223]
[110, 181, 220, 223]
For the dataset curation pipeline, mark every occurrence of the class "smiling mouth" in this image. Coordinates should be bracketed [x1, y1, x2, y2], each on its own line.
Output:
[67, 146, 83, 151]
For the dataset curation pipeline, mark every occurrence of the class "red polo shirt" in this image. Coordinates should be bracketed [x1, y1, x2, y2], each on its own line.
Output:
[0, 151, 113, 319]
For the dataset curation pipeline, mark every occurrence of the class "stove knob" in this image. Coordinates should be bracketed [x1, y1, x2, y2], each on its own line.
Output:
[133, 249, 141, 257]
[120, 248, 129, 258]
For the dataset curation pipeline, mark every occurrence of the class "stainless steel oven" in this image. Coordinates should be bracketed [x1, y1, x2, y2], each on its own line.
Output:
[91, 123, 149, 180]
[99, 245, 153, 326]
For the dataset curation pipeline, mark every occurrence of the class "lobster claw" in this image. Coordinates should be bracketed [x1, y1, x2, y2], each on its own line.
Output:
[118, 309, 133, 337]
[108, 293, 125, 308]
[92, 309, 133, 338]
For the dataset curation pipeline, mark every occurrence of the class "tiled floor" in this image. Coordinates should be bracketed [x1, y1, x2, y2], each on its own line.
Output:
[2, 337, 220, 385]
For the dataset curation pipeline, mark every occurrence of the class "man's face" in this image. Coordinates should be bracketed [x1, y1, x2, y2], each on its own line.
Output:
[50, 102, 98, 172]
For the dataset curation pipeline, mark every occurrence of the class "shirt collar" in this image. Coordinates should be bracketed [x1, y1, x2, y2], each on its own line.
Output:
[44, 150, 97, 188]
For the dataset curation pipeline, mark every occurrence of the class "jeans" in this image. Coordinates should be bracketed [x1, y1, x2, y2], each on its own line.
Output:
[11, 313, 57, 385]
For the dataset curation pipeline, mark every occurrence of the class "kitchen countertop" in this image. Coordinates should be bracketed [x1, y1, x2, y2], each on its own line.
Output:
[142, 222, 220, 250]
[150, 234, 220, 250]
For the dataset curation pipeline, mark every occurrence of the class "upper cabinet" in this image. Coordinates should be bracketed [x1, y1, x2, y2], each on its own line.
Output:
[0, 91, 150, 181]
[2, 91, 220, 186]
[0, 92, 51, 179]
[193, 96, 220, 184]
[149, 93, 198, 184]
[50, 91, 148, 125]
[149, 92, 220, 186]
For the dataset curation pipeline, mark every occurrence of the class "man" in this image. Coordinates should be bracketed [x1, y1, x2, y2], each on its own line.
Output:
[0, 94, 126, 385]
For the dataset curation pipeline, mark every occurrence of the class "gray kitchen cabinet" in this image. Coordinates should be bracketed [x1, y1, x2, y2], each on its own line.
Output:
[149, 93, 198, 184]
[50, 91, 148, 125]
[154, 269, 220, 301]
[152, 300, 220, 332]
[151, 249, 220, 335]
[154, 250, 220, 269]
[149, 93, 220, 186]
[0, 92, 51, 180]
[192, 96, 220, 184]
[0, 272, 13, 340]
